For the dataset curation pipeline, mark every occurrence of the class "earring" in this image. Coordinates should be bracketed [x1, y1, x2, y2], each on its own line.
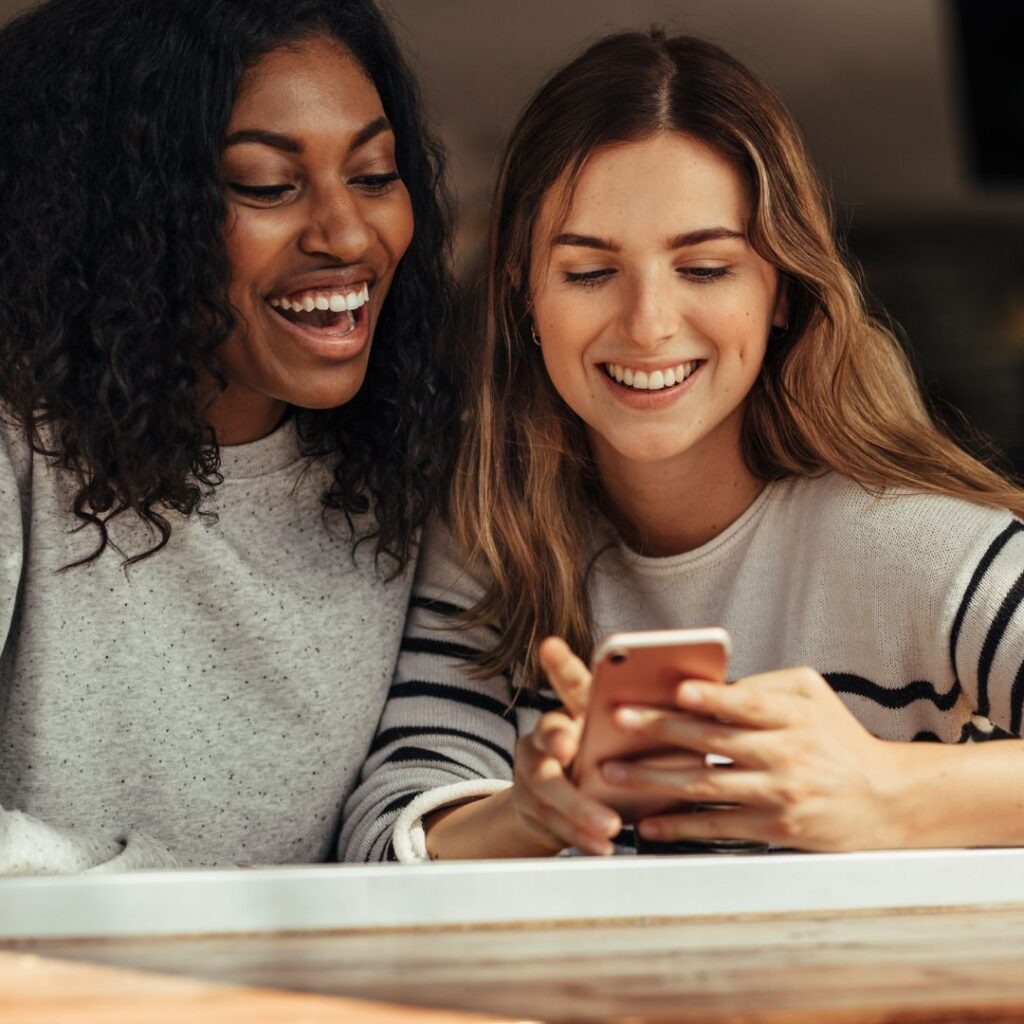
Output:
[530, 322, 542, 347]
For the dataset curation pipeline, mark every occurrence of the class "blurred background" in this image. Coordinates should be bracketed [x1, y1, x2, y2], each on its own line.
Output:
[3, 0, 1023, 471]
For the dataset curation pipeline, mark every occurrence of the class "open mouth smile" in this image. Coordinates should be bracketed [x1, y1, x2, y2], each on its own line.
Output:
[267, 283, 370, 337]
[601, 359, 704, 392]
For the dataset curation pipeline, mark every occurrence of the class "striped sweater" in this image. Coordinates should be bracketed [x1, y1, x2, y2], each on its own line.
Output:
[339, 473, 1024, 862]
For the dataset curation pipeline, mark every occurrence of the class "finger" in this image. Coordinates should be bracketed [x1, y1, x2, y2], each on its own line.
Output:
[612, 706, 774, 766]
[516, 738, 622, 854]
[602, 760, 771, 806]
[526, 760, 621, 856]
[637, 806, 777, 846]
[531, 709, 582, 767]
[620, 750, 707, 773]
[520, 804, 612, 856]
[537, 636, 591, 718]
[673, 679, 796, 729]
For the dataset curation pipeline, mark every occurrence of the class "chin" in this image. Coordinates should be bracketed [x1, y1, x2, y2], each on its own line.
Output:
[284, 369, 369, 412]
[609, 437, 694, 465]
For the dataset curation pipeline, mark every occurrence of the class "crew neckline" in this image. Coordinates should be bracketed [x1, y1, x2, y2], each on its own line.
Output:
[217, 417, 304, 480]
[612, 479, 778, 574]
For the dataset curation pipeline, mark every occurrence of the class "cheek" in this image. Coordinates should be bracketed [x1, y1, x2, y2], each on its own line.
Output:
[736, 316, 768, 367]
[223, 210, 283, 295]
[702, 293, 770, 366]
[534, 286, 603, 354]
[376, 190, 415, 265]
[534, 295, 597, 393]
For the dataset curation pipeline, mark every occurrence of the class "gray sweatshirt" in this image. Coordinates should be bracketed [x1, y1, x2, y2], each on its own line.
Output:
[0, 413, 413, 873]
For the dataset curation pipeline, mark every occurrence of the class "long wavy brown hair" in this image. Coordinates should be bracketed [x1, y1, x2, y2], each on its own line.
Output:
[450, 30, 1024, 685]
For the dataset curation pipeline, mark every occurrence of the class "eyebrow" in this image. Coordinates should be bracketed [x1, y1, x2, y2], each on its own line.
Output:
[552, 227, 745, 252]
[222, 116, 393, 155]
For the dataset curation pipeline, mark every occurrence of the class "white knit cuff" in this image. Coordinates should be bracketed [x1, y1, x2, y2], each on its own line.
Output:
[392, 779, 512, 863]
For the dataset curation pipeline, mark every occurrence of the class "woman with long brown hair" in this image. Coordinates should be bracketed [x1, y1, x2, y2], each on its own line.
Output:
[341, 31, 1024, 862]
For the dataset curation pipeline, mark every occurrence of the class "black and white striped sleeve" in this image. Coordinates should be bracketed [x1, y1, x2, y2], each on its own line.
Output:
[948, 519, 1024, 738]
[339, 518, 547, 863]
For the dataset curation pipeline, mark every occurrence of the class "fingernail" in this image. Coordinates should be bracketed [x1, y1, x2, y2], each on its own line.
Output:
[616, 708, 644, 728]
[602, 762, 628, 784]
[639, 821, 663, 840]
[583, 837, 612, 856]
[677, 683, 702, 706]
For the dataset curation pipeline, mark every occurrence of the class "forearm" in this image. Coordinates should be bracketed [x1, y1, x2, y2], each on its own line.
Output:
[425, 788, 563, 860]
[884, 739, 1024, 848]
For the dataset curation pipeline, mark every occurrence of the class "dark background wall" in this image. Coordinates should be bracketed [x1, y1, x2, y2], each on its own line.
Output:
[3, 0, 1023, 469]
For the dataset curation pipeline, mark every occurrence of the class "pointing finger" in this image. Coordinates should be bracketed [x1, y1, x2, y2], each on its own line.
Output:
[538, 636, 592, 718]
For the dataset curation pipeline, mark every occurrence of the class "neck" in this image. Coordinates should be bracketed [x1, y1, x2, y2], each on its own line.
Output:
[592, 409, 764, 557]
[201, 379, 288, 447]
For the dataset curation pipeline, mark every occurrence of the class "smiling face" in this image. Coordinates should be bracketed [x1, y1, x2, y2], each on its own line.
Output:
[212, 36, 414, 444]
[530, 131, 785, 478]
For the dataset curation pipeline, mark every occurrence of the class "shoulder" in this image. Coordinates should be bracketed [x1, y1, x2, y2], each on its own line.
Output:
[0, 406, 33, 501]
[767, 474, 1022, 628]
[412, 514, 492, 609]
[773, 473, 1018, 562]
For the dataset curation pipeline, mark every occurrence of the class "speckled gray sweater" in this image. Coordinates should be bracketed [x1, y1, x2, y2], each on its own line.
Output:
[0, 413, 413, 874]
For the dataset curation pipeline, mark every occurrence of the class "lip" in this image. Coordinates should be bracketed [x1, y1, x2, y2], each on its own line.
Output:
[266, 266, 377, 302]
[597, 360, 705, 408]
[264, 296, 371, 362]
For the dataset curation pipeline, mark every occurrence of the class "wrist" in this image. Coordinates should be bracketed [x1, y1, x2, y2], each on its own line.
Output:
[872, 738, 980, 848]
[870, 738, 920, 848]
[425, 787, 564, 860]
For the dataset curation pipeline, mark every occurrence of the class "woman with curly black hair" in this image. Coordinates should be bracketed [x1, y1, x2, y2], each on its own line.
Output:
[0, 0, 456, 872]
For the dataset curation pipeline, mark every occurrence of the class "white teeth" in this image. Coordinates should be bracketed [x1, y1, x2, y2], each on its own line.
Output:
[605, 360, 700, 391]
[269, 284, 371, 316]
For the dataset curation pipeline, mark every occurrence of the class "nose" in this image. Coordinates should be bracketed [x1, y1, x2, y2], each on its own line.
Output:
[298, 184, 376, 263]
[621, 273, 681, 350]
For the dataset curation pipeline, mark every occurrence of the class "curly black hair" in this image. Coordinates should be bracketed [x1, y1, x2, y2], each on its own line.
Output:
[0, 0, 457, 571]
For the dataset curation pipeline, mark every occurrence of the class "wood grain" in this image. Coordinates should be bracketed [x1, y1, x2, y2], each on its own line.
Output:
[8, 906, 1024, 1022]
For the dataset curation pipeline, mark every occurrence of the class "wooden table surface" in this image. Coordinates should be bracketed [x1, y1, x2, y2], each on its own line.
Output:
[7, 904, 1024, 1023]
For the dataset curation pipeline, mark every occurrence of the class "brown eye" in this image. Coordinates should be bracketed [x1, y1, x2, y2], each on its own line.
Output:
[679, 267, 731, 284]
[227, 183, 294, 201]
[563, 269, 614, 287]
[350, 171, 402, 195]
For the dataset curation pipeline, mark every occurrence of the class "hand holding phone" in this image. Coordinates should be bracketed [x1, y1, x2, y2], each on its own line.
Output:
[571, 628, 731, 822]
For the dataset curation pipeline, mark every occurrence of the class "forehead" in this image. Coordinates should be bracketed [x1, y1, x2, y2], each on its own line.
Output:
[229, 37, 384, 130]
[540, 132, 749, 241]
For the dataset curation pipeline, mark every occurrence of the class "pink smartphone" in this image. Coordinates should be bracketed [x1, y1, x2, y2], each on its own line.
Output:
[571, 627, 731, 823]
